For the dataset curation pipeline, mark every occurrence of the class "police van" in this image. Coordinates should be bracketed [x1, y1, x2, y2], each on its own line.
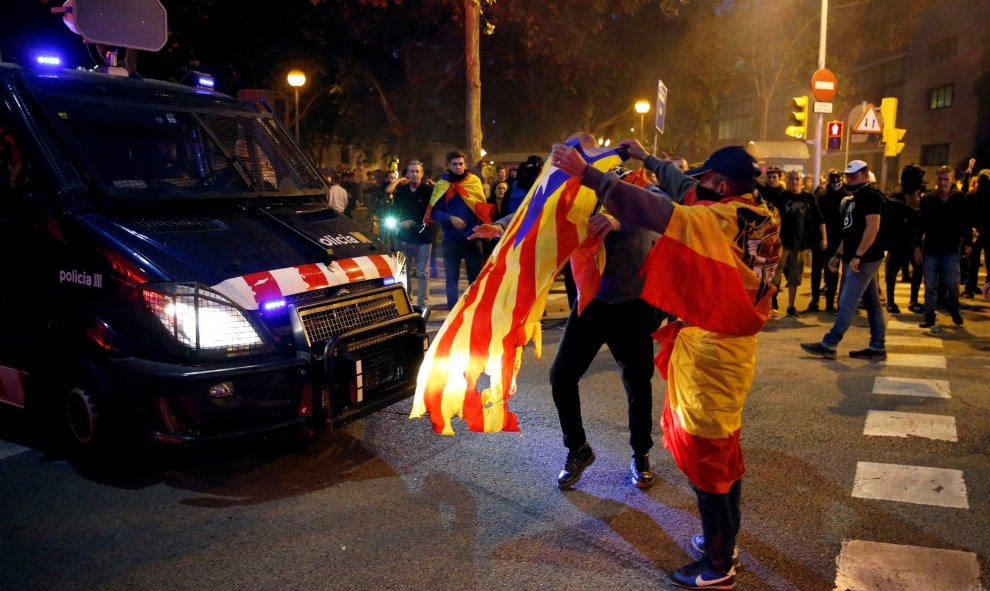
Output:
[0, 58, 428, 455]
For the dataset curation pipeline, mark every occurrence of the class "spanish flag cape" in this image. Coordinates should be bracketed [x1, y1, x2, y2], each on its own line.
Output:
[646, 192, 781, 494]
[423, 171, 493, 225]
[410, 137, 622, 434]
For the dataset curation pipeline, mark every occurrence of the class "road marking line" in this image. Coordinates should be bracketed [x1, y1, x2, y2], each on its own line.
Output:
[883, 353, 946, 368]
[863, 410, 957, 441]
[0, 440, 30, 460]
[873, 376, 950, 398]
[852, 461, 968, 508]
[887, 318, 921, 330]
[835, 540, 983, 591]
[885, 335, 944, 348]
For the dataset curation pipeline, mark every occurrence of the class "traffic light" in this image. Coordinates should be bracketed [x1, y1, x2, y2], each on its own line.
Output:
[880, 97, 906, 157]
[785, 96, 809, 139]
[826, 121, 843, 151]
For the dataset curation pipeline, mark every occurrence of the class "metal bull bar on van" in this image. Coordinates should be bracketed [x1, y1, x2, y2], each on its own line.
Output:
[291, 284, 429, 426]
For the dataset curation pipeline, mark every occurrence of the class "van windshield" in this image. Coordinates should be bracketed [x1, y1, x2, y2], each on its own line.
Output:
[28, 74, 326, 200]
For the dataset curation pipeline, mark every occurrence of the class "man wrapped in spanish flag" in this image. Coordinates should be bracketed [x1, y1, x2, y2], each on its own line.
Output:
[550, 139, 781, 591]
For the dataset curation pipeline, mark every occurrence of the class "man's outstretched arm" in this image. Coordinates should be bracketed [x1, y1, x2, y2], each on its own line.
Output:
[550, 142, 676, 234]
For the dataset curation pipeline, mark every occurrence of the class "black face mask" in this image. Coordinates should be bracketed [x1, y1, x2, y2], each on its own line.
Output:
[695, 183, 722, 201]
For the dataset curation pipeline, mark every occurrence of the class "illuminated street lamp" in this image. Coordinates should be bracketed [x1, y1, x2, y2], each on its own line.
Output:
[287, 69, 307, 142]
[634, 100, 651, 144]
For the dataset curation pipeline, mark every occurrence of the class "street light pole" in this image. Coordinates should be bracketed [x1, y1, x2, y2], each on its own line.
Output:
[813, 0, 828, 188]
[292, 87, 299, 141]
[286, 70, 307, 143]
[634, 100, 651, 146]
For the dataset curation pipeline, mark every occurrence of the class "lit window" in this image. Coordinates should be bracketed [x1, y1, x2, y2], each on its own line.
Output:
[929, 85, 953, 110]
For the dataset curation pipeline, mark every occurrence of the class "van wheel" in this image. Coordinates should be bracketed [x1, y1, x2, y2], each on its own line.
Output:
[66, 385, 100, 446]
[58, 358, 131, 460]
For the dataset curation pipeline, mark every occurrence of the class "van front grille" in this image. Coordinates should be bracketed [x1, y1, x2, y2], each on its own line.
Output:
[296, 287, 411, 348]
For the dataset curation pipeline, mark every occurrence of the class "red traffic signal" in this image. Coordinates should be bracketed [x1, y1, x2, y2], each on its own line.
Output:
[826, 120, 843, 151]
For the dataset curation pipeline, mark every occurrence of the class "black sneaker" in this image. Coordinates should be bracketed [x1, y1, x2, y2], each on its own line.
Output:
[849, 347, 887, 360]
[825, 304, 836, 314]
[909, 303, 924, 314]
[951, 311, 964, 325]
[886, 303, 901, 313]
[786, 306, 799, 317]
[801, 341, 836, 360]
[805, 302, 820, 313]
[630, 454, 655, 489]
[668, 558, 736, 590]
[690, 534, 741, 569]
[919, 316, 935, 329]
[557, 443, 595, 489]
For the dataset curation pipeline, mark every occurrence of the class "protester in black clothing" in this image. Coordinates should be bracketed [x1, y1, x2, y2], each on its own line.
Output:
[881, 165, 924, 313]
[772, 170, 825, 316]
[548, 211, 661, 491]
[387, 161, 435, 307]
[802, 160, 887, 361]
[956, 159, 976, 288]
[470, 169, 668, 492]
[757, 166, 787, 212]
[757, 166, 786, 310]
[809, 171, 848, 312]
[964, 168, 990, 297]
[915, 166, 972, 328]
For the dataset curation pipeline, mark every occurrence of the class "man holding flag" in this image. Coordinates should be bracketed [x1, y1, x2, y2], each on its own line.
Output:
[425, 150, 493, 310]
[550, 140, 780, 591]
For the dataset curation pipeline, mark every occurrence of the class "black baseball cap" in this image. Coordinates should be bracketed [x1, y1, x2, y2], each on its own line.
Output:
[685, 146, 761, 182]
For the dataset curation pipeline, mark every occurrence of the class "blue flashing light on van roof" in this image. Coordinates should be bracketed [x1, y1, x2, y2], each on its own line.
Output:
[35, 55, 62, 67]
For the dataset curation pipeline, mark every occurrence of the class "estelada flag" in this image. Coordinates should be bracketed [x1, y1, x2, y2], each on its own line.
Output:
[424, 172, 494, 225]
[410, 135, 623, 434]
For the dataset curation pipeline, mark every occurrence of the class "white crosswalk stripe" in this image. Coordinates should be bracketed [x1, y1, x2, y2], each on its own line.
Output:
[852, 461, 969, 508]
[863, 409, 957, 441]
[883, 352, 947, 368]
[873, 376, 950, 398]
[835, 540, 983, 591]
[834, 297, 985, 590]
[885, 335, 943, 348]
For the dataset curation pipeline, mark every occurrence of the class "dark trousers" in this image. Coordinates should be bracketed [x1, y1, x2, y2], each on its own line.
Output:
[442, 238, 484, 310]
[812, 245, 840, 309]
[884, 248, 920, 307]
[966, 236, 989, 293]
[809, 247, 825, 304]
[561, 264, 577, 310]
[694, 479, 742, 573]
[549, 298, 656, 456]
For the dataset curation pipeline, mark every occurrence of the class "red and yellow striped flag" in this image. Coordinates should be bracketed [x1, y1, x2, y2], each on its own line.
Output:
[644, 197, 781, 493]
[410, 135, 623, 434]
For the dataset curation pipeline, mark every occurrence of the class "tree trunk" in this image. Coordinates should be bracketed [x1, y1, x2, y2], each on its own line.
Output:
[464, 0, 482, 165]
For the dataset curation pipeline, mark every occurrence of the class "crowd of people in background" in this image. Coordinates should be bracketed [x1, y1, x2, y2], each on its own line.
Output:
[317, 151, 990, 328]
[317, 154, 554, 309]
[766, 154, 990, 369]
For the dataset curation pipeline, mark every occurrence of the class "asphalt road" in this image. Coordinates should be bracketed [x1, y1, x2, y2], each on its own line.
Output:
[2, 283, 988, 591]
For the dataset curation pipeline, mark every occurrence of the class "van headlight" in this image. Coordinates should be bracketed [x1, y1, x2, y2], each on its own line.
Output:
[142, 283, 269, 356]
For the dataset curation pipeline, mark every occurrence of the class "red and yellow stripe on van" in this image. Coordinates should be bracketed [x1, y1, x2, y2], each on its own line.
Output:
[211, 254, 396, 310]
